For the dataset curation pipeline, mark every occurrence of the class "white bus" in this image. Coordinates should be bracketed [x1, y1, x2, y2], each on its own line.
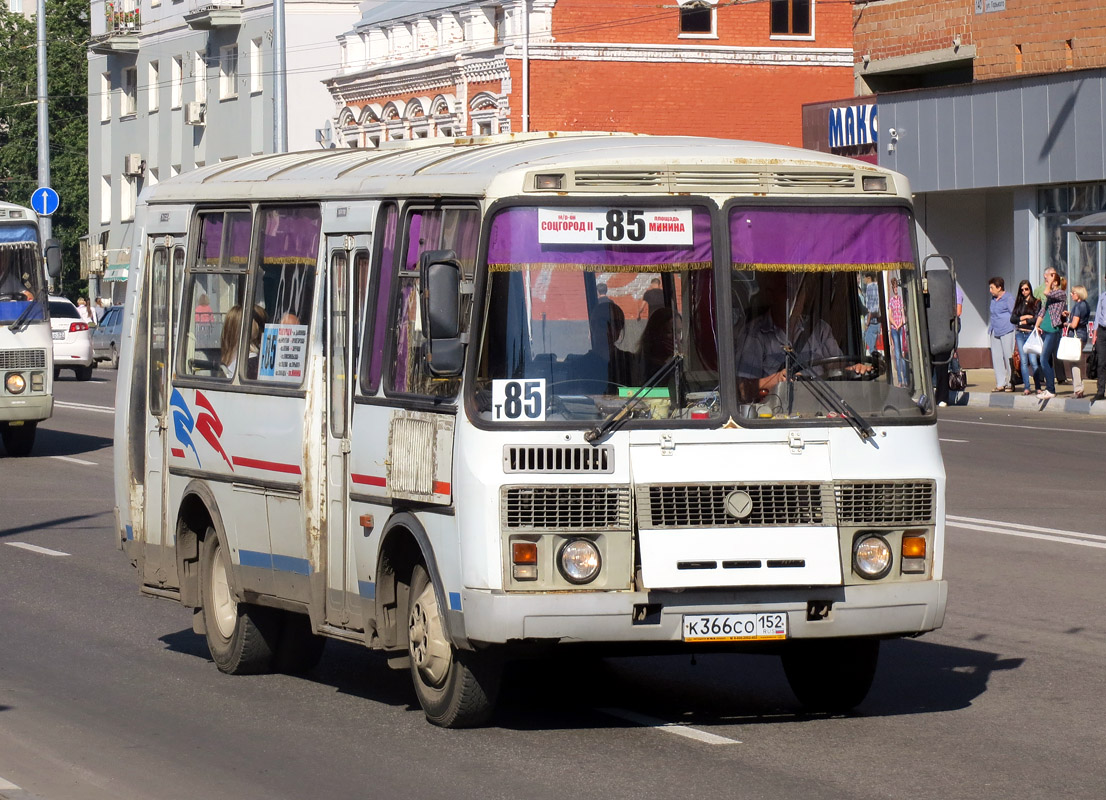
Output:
[0, 201, 62, 456]
[114, 133, 958, 727]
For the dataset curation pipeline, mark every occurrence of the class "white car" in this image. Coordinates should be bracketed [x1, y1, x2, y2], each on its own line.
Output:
[49, 297, 95, 380]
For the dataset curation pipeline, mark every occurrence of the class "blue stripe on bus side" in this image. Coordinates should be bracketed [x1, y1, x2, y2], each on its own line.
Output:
[358, 581, 376, 599]
[238, 549, 272, 569]
[448, 592, 462, 611]
[125, 525, 133, 541]
[238, 550, 311, 575]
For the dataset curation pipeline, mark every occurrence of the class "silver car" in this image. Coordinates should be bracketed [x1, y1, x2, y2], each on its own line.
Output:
[49, 297, 95, 380]
[91, 304, 124, 369]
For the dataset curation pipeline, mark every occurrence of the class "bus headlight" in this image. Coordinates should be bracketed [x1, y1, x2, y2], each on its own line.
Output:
[853, 534, 892, 579]
[5, 372, 26, 394]
[558, 539, 601, 584]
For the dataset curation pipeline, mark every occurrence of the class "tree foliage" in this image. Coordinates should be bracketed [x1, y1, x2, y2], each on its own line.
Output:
[0, 2, 89, 296]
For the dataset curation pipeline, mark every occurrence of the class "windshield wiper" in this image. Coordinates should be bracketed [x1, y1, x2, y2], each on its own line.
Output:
[782, 346, 876, 443]
[7, 295, 41, 333]
[585, 353, 683, 443]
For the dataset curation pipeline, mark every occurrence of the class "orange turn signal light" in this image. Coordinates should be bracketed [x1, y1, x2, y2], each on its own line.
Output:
[901, 536, 927, 559]
[512, 541, 538, 564]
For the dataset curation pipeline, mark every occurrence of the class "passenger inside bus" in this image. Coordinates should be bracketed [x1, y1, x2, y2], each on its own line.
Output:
[555, 300, 635, 393]
[221, 304, 266, 379]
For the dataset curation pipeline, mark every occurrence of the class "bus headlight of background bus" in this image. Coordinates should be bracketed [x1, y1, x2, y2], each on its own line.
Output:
[558, 539, 602, 584]
[853, 534, 893, 579]
[5, 372, 26, 395]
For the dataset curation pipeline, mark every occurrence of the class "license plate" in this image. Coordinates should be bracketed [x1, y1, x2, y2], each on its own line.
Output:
[52, 330, 65, 340]
[683, 612, 788, 642]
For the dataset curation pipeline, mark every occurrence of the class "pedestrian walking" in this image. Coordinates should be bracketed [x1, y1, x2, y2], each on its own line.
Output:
[1011, 279, 1041, 395]
[987, 277, 1015, 391]
[1034, 268, 1067, 398]
[1067, 285, 1090, 397]
[76, 297, 92, 324]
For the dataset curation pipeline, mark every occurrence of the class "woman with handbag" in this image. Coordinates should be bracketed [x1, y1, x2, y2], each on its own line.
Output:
[1066, 285, 1091, 397]
[1011, 279, 1041, 395]
[1034, 268, 1067, 399]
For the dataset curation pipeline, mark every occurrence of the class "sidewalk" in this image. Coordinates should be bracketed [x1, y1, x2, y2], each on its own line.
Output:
[950, 367, 1106, 415]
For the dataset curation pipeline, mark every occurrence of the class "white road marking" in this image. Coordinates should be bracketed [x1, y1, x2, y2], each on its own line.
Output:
[939, 438, 969, 443]
[5, 542, 70, 557]
[50, 455, 97, 466]
[0, 776, 20, 790]
[940, 417, 1106, 435]
[53, 400, 114, 415]
[947, 514, 1106, 550]
[598, 707, 741, 745]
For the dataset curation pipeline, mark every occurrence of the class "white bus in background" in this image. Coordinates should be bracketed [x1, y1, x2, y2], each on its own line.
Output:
[114, 133, 958, 727]
[0, 201, 62, 456]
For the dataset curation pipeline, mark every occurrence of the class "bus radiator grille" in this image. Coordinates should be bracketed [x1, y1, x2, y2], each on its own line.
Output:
[638, 483, 831, 529]
[833, 480, 936, 525]
[502, 444, 614, 474]
[0, 348, 47, 369]
[502, 485, 632, 531]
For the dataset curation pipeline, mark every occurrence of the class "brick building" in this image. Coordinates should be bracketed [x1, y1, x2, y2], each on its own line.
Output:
[816, 1, 1106, 369]
[323, 0, 855, 149]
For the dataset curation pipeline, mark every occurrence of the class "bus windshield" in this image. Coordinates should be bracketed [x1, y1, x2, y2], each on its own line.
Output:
[0, 228, 46, 325]
[474, 205, 721, 424]
[730, 205, 927, 420]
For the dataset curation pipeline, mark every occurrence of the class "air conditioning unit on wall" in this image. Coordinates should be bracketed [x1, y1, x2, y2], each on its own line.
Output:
[184, 101, 206, 126]
[123, 153, 145, 176]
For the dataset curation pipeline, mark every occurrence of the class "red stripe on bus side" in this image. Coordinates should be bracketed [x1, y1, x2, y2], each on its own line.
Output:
[231, 456, 302, 475]
[434, 481, 451, 495]
[170, 448, 185, 459]
[351, 473, 387, 487]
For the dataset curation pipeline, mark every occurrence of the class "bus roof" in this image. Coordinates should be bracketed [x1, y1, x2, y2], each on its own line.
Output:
[140, 132, 907, 205]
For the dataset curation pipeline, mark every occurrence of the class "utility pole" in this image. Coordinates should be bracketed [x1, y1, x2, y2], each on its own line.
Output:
[36, 0, 52, 246]
[273, 0, 288, 153]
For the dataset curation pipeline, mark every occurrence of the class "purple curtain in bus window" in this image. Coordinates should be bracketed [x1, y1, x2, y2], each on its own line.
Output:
[227, 213, 251, 264]
[404, 212, 425, 271]
[261, 207, 321, 264]
[200, 216, 223, 267]
[369, 206, 399, 390]
[729, 207, 913, 271]
[486, 207, 712, 269]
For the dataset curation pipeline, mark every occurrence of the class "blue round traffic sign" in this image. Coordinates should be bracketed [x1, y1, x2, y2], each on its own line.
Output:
[32, 187, 59, 216]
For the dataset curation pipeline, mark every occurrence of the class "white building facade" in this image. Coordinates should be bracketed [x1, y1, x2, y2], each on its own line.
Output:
[87, 0, 360, 301]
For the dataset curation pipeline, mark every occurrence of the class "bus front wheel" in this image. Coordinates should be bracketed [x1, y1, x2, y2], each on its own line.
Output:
[781, 638, 880, 713]
[0, 422, 36, 457]
[407, 564, 500, 728]
[199, 530, 280, 675]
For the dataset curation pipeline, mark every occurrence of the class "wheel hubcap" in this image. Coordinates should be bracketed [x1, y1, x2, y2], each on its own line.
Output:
[210, 541, 236, 640]
[409, 581, 451, 687]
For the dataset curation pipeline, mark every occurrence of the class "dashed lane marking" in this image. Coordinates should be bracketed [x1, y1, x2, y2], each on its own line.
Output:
[948, 514, 1106, 550]
[50, 455, 97, 466]
[598, 707, 741, 745]
[53, 400, 114, 415]
[4, 542, 70, 557]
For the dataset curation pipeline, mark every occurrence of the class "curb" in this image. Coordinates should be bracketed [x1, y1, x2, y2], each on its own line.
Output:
[950, 390, 1106, 415]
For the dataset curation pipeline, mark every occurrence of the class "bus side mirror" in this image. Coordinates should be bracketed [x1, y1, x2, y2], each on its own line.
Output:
[44, 238, 62, 279]
[419, 249, 465, 377]
[923, 254, 957, 365]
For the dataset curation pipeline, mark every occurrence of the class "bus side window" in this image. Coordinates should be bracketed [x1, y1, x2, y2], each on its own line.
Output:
[248, 205, 321, 384]
[180, 210, 251, 379]
[352, 249, 371, 390]
[362, 202, 397, 396]
[149, 247, 169, 415]
[386, 205, 478, 398]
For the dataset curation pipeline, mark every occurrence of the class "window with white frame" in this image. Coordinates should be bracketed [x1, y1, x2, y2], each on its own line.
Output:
[100, 176, 111, 224]
[171, 56, 183, 108]
[101, 72, 111, 121]
[194, 51, 207, 104]
[250, 38, 263, 93]
[121, 175, 136, 222]
[219, 45, 238, 99]
[770, 0, 812, 37]
[148, 60, 160, 112]
[679, 0, 717, 38]
[9, 0, 23, 12]
[122, 67, 138, 116]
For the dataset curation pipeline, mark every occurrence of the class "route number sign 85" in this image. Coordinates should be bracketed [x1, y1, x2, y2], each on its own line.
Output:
[491, 379, 546, 422]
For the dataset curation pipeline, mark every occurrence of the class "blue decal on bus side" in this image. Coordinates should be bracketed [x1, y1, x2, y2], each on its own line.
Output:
[448, 592, 462, 611]
[271, 554, 311, 576]
[358, 581, 376, 599]
[125, 525, 133, 541]
[238, 549, 272, 569]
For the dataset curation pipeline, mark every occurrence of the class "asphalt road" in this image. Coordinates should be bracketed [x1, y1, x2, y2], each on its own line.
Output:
[2, 369, 1104, 799]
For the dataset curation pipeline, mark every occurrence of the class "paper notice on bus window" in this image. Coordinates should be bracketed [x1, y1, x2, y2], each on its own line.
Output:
[258, 323, 308, 383]
[537, 208, 693, 246]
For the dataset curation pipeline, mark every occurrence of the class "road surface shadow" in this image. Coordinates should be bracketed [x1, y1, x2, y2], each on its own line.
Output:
[0, 512, 107, 539]
[29, 426, 112, 459]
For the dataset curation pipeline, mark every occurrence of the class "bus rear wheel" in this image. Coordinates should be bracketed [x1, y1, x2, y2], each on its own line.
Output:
[407, 564, 500, 728]
[0, 421, 36, 457]
[781, 638, 880, 713]
[199, 530, 280, 675]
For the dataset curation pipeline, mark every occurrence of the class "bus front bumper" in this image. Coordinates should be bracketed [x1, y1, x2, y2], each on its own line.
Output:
[458, 580, 947, 646]
[0, 394, 52, 423]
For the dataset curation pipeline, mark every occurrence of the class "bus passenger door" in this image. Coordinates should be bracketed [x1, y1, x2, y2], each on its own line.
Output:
[143, 242, 176, 586]
[324, 238, 364, 630]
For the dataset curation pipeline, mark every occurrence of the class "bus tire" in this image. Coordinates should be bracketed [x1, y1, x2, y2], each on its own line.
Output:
[274, 612, 327, 675]
[0, 422, 36, 457]
[199, 529, 280, 675]
[781, 638, 880, 713]
[407, 564, 500, 728]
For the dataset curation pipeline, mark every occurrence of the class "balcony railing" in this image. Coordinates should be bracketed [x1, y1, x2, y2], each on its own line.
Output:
[90, 5, 141, 54]
[185, 1, 244, 30]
